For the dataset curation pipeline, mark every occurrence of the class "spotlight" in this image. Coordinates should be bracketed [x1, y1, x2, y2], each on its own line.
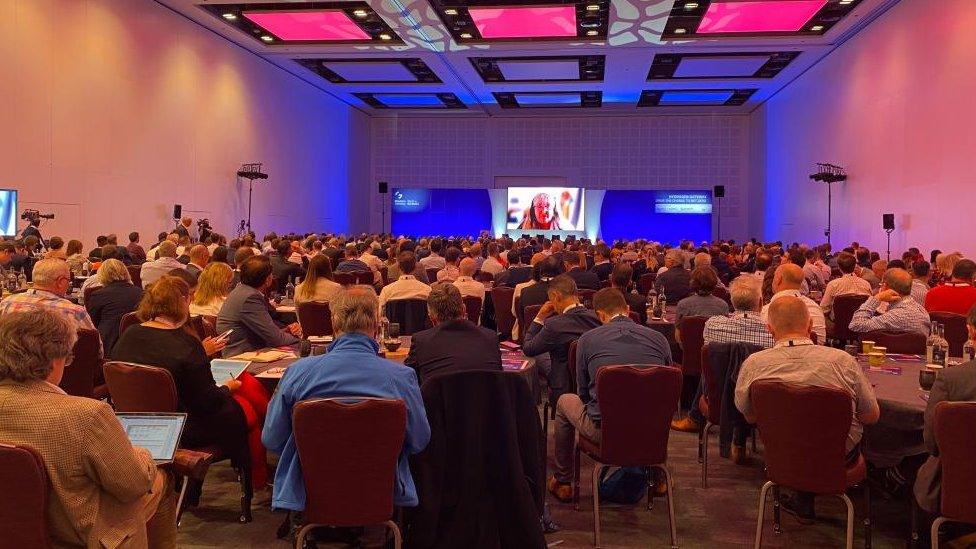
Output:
[674, 28, 687, 34]
[260, 35, 274, 42]
[684, 2, 699, 8]
[811, 25, 824, 31]
[222, 13, 237, 20]
[586, 4, 600, 10]
[444, 8, 458, 15]
[379, 33, 392, 40]
[586, 30, 598, 36]
[460, 32, 472, 39]
[353, 9, 368, 17]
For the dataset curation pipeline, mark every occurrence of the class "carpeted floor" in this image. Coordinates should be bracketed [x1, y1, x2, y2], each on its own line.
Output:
[176, 416, 933, 548]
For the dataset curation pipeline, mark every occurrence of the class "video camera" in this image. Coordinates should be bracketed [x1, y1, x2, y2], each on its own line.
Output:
[21, 209, 55, 223]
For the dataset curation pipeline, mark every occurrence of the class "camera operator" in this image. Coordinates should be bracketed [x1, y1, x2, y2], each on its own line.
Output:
[197, 218, 213, 244]
[20, 210, 48, 249]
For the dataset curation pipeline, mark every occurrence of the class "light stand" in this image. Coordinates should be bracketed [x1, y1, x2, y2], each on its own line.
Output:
[809, 163, 847, 247]
[236, 163, 268, 235]
[716, 195, 722, 241]
[885, 228, 894, 262]
[381, 192, 387, 234]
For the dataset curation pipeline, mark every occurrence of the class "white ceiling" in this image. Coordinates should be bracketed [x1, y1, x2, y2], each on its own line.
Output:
[156, 0, 901, 116]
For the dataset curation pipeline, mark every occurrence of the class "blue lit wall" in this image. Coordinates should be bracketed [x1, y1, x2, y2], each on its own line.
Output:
[600, 190, 713, 244]
[391, 188, 492, 237]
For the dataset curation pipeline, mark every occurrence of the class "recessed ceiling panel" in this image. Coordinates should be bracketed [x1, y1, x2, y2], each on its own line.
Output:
[514, 93, 582, 106]
[242, 10, 370, 41]
[296, 58, 441, 84]
[497, 60, 580, 81]
[494, 91, 602, 109]
[435, 1, 609, 43]
[648, 52, 802, 80]
[199, 2, 402, 45]
[469, 6, 577, 39]
[639, 88, 757, 107]
[674, 55, 771, 78]
[354, 92, 467, 110]
[697, 0, 827, 34]
[325, 62, 417, 82]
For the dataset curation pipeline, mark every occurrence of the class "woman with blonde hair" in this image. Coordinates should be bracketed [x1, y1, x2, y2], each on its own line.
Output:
[295, 254, 341, 304]
[190, 262, 233, 316]
[113, 275, 272, 491]
[85, 258, 143, 356]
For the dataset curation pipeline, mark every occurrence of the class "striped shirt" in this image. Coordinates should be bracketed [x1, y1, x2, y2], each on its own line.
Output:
[910, 280, 929, 308]
[0, 289, 95, 330]
[704, 311, 776, 349]
[849, 296, 931, 336]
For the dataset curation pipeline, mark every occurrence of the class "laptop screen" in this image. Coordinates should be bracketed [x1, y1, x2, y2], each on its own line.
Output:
[116, 413, 187, 461]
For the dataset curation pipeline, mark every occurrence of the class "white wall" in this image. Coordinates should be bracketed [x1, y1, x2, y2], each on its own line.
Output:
[370, 115, 752, 241]
[0, 0, 367, 247]
[755, 0, 976, 257]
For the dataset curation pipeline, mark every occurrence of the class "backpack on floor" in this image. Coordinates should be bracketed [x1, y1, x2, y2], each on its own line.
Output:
[598, 466, 649, 504]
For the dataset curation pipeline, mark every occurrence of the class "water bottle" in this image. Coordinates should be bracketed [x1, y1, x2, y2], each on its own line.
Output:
[17, 268, 27, 290]
[5, 269, 17, 293]
[963, 339, 975, 362]
[285, 276, 296, 301]
[933, 323, 949, 366]
[645, 290, 656, 321]
[82, 259, 91, 277]
[926, 324, 936, 363]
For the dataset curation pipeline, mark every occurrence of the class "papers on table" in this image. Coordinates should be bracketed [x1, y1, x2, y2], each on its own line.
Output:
[307, 336, 333, 344]
[210, 359, 251, 382]
[230, 350, 297, 362]
[502, 358, 529, 372]
[276, 305, 296, 313]
[116, 413, 186, 463]
[255, 367, 288, 379]
[500, 341, 521, 352]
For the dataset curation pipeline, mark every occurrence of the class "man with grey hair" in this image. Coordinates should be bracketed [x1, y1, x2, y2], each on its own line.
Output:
[263, 285, 430, 517]
[139, 240, 185, 288]
[405, 284, 502, 384]
[761, 263, 826, 343]
[736, 296, 879, 522]
[654, 248, 692, 302]
[0, 310, 177, 546]
[0, 258, 94, 330]
[452, 257, 485, 302]
[849, 267, 931, 336]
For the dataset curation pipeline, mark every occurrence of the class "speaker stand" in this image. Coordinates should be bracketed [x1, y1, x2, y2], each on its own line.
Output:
[716, 196, 722, 241]
[824, 180, 834, 247]
[380, 193, 386, 234]
[885, 228, 894, 262]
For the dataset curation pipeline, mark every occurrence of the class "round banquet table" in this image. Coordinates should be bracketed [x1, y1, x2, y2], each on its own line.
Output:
[859, 355, 928, 468]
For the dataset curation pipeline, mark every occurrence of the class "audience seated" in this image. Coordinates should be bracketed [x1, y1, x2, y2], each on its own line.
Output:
[0, 310, 177, 547]
[293, 255, 341, 305]
[924, 258, 976, 315]
[190, 262, 234, 317]
[762, 264, 827, 343]
[185, 244, 211, 280]
[85, 259, 143, 356]
[820, 252, 872, 319]
[495, 249, 533, 288]
[849, 267, 931, 336]
[735, 296, 879, 520]
[334, 243, 370, 274]
[270, 241, 303, 294]
[436, 247, 462, 283]
[513, 256, 562, 339]
[610, 262, 647, 325]
[910, 260, 931, 307]
[563, 251, 600, 290]
[654, 249, 692, 302]
[140, 241, 185, 289]
[378, 251, 431, 311]
[262, 286, 430, 513]
[480, 242, 506, 276]
[548, 288, 672, 502]
[217, 256, 301, 357]
[674, 266, 731, 328]
[63, 239, 85, 273]
[451, 257, 485, 301]
[590, 243, 613, 282]
[418, 239, 446, 271]
[43, 236, 65, 260]
[113, 275, 271, 488]
[126, 231, 147, 265]
[405, 284, 502, 385]
[0, 258, 95, 331]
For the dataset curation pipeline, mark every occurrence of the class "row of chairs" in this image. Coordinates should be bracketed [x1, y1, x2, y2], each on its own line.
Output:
[295, 297, 484, 339]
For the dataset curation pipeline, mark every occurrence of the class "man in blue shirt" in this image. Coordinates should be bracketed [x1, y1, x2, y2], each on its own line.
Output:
[262, 286, 430, 515]
[548, 288, 673, 502]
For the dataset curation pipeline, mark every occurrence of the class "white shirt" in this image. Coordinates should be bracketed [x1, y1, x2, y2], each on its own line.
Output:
[140, 257, 186, 288]
[419, 254, 446, 271]
[378, 275, 431, 311]
[762, 289, 827, 344]
[481, 257, 505, 276]
[452, 276, 486, 302]
[820, 273, 872, 316]
[190, 296, 226, 317]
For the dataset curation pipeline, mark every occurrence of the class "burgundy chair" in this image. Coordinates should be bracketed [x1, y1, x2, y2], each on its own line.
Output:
[491, 286, 516, 341]
[930, 312, 968, 357]
[860, 330, 926, 355]
[474, 271, 494, 283]
[333, 272, 358, 286]
[384, 299, 431, 335]
[628, 310, 641, 324]
[462, 296, 483, 325]
[379, 266, 389, 286]
[425, 268, 439, 284]
[353, 271, 375, 286]
[712, 286, 732, 309]
[297, 301, 334, 338]
[186, 315, 213, 341]
[638, 272, 657, 296]
[119, 311, 140, 337]
[750, 381, 870, 549]
[292, 398, 407, 549]
[58, 328, 103, 400]
[82, 285, 102, 306]
[930, 402, 976, 549]
[573, 366, 682, 548]
[678, 316, 708, 408]
[830, 294, 870, 344]
[521, 304, 543, 344]
[127, 265, 142, 288]
[102, 361, 252, 524]
[578, 289, 596, 309]
[0, 443, 50, 548]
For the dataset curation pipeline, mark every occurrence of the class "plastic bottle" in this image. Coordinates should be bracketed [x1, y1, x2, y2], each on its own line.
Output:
[285, 276, 296, 301]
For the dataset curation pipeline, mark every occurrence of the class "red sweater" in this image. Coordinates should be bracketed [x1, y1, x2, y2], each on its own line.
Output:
[924, 283, 976, 315]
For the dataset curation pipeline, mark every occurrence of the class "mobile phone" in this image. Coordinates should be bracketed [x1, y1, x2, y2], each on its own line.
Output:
[214, 329, 233, 342]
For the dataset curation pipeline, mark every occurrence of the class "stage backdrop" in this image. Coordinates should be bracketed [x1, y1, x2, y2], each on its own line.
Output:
[391, 188, 492, 237]
[600, 190, 713, 244]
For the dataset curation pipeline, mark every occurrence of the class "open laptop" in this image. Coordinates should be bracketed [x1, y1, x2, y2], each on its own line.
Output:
[116, 413, 187, 465]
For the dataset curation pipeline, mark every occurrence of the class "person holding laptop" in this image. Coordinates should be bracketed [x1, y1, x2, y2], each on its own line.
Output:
[113, 275, 272, 493]
[0, 309, 177, 547]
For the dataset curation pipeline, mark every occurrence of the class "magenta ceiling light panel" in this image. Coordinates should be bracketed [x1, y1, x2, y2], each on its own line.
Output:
[697, 0, 827, 34]
[243, 10, 371, 41]
[468, 6, 577, 39]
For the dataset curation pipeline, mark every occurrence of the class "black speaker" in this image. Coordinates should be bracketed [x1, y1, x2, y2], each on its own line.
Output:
[173, 204, 182, 220]
[378, 181, 388, 194]
[714, 185, 726, 198]
[883, 213, 895, 230]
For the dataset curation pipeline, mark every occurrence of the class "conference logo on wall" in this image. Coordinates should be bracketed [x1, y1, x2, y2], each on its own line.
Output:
[654, 191, 713, 214]
[392, 188, 430, 213]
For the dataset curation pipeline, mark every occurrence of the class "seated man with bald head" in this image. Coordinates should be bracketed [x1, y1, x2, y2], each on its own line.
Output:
[0, 258, 96, 331]
[849, 267, 931, 336]
[451, 257, 486, 302]
[761, 263, 827, 343]
[736, 296, 879, 521]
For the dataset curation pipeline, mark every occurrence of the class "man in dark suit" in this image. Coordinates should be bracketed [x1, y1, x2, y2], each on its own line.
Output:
[914, 304, 976, 515]
[523, 274, 601, 409]
[404, 284, 502, 385]
[516, 256, 562, 330]
[590, 243, 613, 282]
[654, 249, 692, 302]
[270, 240, 304, 294]
[610, 262, 647, 325]
[495, 250, 533, 288]
[217, 255, 301, 357]
[564, 251, 600, 290]
[184, 244, 210, 281]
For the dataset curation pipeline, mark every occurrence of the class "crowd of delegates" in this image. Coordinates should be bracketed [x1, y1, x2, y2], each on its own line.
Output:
[3, 222, 976, 546]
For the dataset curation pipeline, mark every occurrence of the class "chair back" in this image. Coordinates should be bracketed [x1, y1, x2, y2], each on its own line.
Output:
[82, 285, 102, 306]
[567, 340, 579, 395]
[628, 310, 641, 323]
[0, 443, 50, 548]
[930, 312, 968, 357]
[833, 294, 870, 342]
[462, 296, 483, 324]
[426, 268, 439, 284]
[699, 345, 720, 425]
[353, 272, 375, 285]
[379, 266, 389, 286]
[474, 271, 494, 283]
[297, 301, 334, 337]
[58, 328, 102, 399]
[521, 304, 543, 342]
[578, 289, 596, 309]
[596, 365, 681, 466]
[861, 330, 926, 355]
[637, 272, 657, 295]
[384, 299, 431, 335]
[102, 361, 178, 412]
[333, 272, 357, 286]
[293, 398, 406, 526]
[127, 265, 142, 288]
[491, 286, 516, 340]
[678, 316, 708, 376]
[186, 315, 210, 341]
[934, 401, 976, 523]
[712, 286, 732, 308]
[119, 311, 140, 336]
[750, 381, 852, 494]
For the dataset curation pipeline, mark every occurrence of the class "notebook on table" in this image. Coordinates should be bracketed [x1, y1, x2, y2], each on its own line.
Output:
[116, 413, 187, 465]
[210, 359, 251, 382]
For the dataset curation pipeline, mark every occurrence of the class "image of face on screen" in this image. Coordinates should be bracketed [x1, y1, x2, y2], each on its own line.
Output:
[508, 187, 583, 232]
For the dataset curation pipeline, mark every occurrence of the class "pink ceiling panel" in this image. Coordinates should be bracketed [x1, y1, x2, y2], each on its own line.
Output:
[469, 6, 577, 39]
[697, 0, 827, 34]
[243, 10, 371, 41]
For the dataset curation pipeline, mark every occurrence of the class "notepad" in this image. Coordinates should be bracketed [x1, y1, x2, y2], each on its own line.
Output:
[230, 350, 297, 362]
[116, 413, 187, 464]
[255, 367, 289, 379]
[210, 359, 251, 382]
